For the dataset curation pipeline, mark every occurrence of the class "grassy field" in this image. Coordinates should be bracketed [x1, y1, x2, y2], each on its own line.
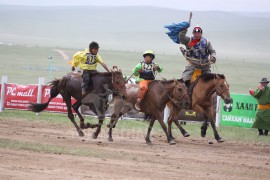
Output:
[0, 110, 269, 145]
[0, 44, 269, 94]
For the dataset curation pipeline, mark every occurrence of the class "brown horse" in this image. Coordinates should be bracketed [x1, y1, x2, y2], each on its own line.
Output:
[168, 73, 231, 142]
[28, 67, 127, 139]
[107, 79, 190, 145]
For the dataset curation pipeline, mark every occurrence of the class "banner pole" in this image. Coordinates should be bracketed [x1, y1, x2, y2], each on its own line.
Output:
[215, 95, 221, 127]
[0, 76, 8, 112]
[36, 77, 45, 115]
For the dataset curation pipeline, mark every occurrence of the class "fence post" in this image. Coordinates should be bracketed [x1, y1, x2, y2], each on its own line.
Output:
[215, 95, 221, 127]
[37, 77, 45, 103]
[36, 77, 45, 115]
[163, 105, 170, 123]
[0, 76, 8, 112]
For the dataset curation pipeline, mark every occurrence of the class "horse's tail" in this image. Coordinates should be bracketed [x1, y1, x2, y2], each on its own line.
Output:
[28, 79, 60, 112]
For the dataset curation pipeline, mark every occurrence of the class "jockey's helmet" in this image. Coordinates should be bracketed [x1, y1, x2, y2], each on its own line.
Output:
[193, 25, 203, 33]
[143, 50, 155, 60]
[89, 41, 100, 49]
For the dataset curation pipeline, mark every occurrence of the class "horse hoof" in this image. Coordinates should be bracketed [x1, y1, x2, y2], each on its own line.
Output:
[108, 138, 113, 142]
[201, 134, 206, 138]
[79, 132, 85, 137]
[169, 140, 176, 145]
[92, 133, 97, 139]
[217, 138, 224, 143]
[170, 136, 176, 140]
[146, 140, 152, 145]
[184, 133, 190, 137]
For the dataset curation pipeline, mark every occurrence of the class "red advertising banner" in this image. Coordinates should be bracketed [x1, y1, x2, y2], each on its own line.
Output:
[0, 84, 2, 99]
[42, 85, 76, 113]
[4, 84, 38, 110]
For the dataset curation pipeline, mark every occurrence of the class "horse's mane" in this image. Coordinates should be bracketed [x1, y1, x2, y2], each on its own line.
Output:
[158, 79, 184, 84]
[92, 71, 122, 77]
[200, 73, 225, 82]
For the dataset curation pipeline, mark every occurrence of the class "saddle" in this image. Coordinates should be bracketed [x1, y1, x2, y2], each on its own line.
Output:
[187, 69, 202, 109]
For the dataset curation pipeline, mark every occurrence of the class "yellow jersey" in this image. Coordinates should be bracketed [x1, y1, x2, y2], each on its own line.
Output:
[71, 49, 103, 70]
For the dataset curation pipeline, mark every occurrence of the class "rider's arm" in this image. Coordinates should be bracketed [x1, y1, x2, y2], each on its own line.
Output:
[178, 23, 191, 46]
[154, 63, 163, 73]
[253, 87, 263, 98]
[133, 63, 143, 76]
[207, 41, 216, 58]
[96, 55, 110, 72]
[71, 51, 85, 67]
[101, 63, 110, 72]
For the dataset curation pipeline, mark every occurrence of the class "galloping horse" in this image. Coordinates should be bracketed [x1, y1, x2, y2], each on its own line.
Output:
[168, 73, 231, 142]
[28, 67, 127, 139]
[107, 79, 190, 145]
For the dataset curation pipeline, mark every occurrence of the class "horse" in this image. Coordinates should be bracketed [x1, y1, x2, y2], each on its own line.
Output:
[107, 79, 190, 145]
[28, 67, 127, 139]
[167, 73, 231, 142]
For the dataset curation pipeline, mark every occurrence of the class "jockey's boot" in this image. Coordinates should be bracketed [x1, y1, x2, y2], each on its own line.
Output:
[135, 98, 142, 111]
[264, 130, 268, 136]
[258, 129, 263, 136]
[184, 80, 190, 88]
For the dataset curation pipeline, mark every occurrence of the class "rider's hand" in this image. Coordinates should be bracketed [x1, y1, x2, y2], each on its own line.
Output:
[153, 65, 160, 71]
[138, 69, 144, 73]
[210, 56, 216, 63]
[71, 66, 75, 71]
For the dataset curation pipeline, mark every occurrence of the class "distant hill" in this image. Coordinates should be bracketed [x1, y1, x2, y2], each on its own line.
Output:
[0, 5, 270, 60]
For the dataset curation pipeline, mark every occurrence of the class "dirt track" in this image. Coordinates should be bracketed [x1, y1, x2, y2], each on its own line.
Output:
[0, 117, 269, 180]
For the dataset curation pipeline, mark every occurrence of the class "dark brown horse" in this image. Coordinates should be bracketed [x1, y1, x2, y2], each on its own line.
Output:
[107, 79, 190, 145]
[28, 67, 127, 139]
[168, 73, 231, 142]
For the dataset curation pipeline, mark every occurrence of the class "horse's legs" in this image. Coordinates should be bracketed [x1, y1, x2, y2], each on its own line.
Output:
[157, 116, 176, 145]
[168, 115, 175, 140]
[174, 119, 190, 137]
[92, 118, 104, 139]
[72, 100, 98, 129]
[107, 105, 132, 141]
[201, 116, 208, 137]
[65, 96, 85, 137]
[145, 117, 156, 145]
[107, 113, 121, 142]
[210, 119, 224, 143]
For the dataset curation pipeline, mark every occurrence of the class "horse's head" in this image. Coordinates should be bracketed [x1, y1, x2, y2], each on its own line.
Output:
[215, 74, 232, 104]
[172, 79, 190, 109]
[111, 66, 127, 99]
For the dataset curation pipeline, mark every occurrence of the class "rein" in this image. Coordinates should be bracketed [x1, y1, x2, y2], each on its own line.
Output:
[104, 72, 125, 98]
[156, 80, 188, 107]
[214, 75, 230, 96]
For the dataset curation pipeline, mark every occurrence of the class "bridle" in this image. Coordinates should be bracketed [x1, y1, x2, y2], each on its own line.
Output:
[214, 76, 230, 98]
[109, 71, 126, 98]
[156, 80, 189, 108]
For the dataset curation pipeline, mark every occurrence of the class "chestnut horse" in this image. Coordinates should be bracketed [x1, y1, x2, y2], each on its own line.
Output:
[28, 68, 127, 139]
[107, 79, 190, 145]
[168, 73, 231, 142]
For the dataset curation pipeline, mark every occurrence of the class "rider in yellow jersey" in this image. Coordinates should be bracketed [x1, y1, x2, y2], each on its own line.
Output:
[71, 41, 110, 97]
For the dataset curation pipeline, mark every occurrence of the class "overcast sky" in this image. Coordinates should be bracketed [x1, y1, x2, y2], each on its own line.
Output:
[0, 0, 269, 12]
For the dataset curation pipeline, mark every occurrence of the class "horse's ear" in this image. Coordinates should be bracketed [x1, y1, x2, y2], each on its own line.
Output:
[173, 77, 177, 84]
[112, 66, 119, 72]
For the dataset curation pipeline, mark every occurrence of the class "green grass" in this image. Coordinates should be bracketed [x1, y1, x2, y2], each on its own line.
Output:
[0, 138, 123, 158]
[0, 110, 269, 145]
